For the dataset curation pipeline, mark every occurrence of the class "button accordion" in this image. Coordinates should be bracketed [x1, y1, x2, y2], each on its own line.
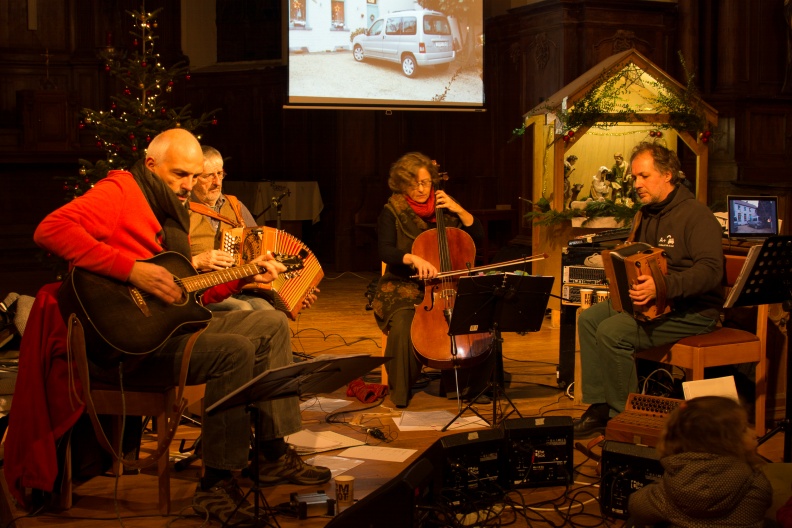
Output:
[222, 226, 323, 320]
[605, 393, 683, 447]
[602, 242, 671, 321]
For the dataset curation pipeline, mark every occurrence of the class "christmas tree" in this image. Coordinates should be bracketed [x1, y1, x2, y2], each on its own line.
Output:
[63, 4, 219, 200]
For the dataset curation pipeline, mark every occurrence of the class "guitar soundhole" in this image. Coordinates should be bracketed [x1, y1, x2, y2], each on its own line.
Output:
[173, 285, 189, 307]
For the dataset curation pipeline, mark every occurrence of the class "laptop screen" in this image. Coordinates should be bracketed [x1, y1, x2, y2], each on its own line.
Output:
[726, 195, 779, 239]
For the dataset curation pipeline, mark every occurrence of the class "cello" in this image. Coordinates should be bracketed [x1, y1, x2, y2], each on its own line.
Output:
[410, 172, 493, 371]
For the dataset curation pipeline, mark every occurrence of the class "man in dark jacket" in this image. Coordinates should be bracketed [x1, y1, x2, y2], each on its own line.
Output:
[573, 141, 724, 438]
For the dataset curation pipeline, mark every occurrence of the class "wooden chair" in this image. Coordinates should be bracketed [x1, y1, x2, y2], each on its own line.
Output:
[635, 254, 768, 435]
[380, 262, 389, 387]
[63, 314, 205, 514]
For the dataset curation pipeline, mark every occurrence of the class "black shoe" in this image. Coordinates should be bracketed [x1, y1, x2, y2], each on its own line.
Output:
[192, 477, 254, 525]
[463, 393, 491, 405]
[573, 404, 610, 438]
[257, 446, 332, 487]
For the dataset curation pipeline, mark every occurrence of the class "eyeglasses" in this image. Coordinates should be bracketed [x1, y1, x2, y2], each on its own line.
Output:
[409, 179, 433, 190]
[197, 170, 226, 181]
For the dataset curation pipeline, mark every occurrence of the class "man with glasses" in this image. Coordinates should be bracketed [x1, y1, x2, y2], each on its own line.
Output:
[189, 146, 278, 311]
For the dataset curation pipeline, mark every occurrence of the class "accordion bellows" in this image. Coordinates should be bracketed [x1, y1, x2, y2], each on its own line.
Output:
[223, 226, 324, 320]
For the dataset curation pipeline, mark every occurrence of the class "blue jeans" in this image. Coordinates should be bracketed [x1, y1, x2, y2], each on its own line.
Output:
[578, 300, 719, 414]
[206, 293, 275, 312]
[91, 309, 301, 471]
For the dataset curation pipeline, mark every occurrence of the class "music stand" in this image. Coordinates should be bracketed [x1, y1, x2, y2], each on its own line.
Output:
[726, 236, 792, 462]
[441, 273, 554, 431]
[206, 355, 388, 526]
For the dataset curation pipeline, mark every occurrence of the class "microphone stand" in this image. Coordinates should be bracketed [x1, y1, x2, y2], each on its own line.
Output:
[266, 182, 291, 231]
[271, 190, 289, 231]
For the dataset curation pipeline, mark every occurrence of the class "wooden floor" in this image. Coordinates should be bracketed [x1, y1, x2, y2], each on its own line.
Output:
[0, 270, 787, 527]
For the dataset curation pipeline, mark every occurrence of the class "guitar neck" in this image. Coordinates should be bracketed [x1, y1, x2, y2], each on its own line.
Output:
[180, 263, 261, 293]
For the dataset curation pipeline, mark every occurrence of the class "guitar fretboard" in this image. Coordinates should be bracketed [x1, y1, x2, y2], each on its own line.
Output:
[180, 263, 261, 292]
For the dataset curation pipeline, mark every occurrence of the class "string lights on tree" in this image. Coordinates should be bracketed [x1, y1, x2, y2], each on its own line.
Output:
[63, 4, 219, 201]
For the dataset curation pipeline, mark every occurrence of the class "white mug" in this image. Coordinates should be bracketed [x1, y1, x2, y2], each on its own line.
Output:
[335, 475, 355, 508]
[580, 289, 594, 309]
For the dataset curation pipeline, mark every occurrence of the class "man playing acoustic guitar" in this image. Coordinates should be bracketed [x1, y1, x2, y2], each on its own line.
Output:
[33, 129, 330, 524]
[573, 141, 724, 438]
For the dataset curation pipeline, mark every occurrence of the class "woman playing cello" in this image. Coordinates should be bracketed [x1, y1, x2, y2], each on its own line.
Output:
[372, 152, 490, 408]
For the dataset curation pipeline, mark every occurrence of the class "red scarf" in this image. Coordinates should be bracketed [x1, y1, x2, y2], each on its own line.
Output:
[405, 191, 436, 224]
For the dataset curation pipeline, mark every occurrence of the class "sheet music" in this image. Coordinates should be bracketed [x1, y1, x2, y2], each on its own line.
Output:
[682, 375, 739, 402]
[338, 445, 416, 463]
[724, 245, 762, 308]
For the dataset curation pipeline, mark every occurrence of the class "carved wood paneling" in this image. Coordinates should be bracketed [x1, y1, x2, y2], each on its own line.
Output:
[1, 0, 791, 277]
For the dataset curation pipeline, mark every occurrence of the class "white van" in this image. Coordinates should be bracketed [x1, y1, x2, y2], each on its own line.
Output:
[352, 10, 456, 78]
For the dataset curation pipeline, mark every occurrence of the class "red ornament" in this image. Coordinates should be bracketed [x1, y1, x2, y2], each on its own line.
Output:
[84, 178, 90, 183]
[104, 64, 111, 72]
[568, 130, 575, 138]
[656, 131, 663, 138]
[702, 136, 709, 144]
[96, 140, 103, 148]
[146, 135, 151, 142]
[129, 133, 135, 140]
[563, 134, 570, 142]
[704, 130, 712, 138]
[123, 88, 132, 96]
[78, 122, 85, 130]
[132, 145, 138, 152]
[212, 117, 218, 125]
[168, 81, 174, 87]
[185, 74, 191, 81]
[141, 61, 147, 67]
[133, 39, 139, 46]
[649, 130, 656, 137]
[111, 102, 117, 109]
[161, 108, 167, 115]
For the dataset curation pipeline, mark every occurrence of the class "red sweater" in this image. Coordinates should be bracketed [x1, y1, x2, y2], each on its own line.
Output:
[34, 170, 242, 303]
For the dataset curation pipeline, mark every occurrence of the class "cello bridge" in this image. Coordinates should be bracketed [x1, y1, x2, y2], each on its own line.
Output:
[440, 289, 456, 300]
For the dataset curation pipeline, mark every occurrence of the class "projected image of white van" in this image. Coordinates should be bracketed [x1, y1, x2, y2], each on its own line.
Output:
[352, 10, 456, 78]
[287, 0, 484, 109]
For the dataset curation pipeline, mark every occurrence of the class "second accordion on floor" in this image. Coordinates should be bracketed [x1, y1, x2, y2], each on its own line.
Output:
[602, 242, 671, 321]
[222, 226, 324, 320]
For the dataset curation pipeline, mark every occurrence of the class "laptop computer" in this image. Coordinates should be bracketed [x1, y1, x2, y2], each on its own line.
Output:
[726, 195, 779, 241]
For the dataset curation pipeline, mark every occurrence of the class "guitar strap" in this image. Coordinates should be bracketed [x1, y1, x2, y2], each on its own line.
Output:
[625, 210, 643, 244]
[68, 314, 206, 471]
[188, 200, 243, 228]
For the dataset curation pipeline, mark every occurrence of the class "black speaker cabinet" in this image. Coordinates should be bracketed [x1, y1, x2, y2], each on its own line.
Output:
[501, 416, 574, 488]
[558, 246, 607, 388]
[599, 440, 663, 519]
[440, 427, 505, 499]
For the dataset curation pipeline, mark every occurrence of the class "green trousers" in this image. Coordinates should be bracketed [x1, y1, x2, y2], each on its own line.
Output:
[578, 300, 719, 415]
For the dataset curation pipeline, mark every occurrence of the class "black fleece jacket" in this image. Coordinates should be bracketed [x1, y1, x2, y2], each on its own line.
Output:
[635, 185, 724, 320]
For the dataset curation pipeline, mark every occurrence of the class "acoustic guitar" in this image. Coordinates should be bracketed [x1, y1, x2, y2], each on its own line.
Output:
[58, 251, 303, 360]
